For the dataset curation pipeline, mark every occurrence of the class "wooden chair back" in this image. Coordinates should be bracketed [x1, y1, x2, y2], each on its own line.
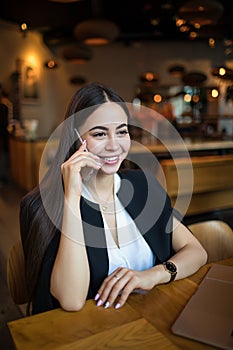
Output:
[159, 155, 233, 215]
[7, 240, 29, 305]
[188, 220, 233, 263]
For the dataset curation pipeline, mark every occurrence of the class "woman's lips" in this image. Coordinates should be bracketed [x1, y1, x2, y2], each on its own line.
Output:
[101, 156, 120, 165]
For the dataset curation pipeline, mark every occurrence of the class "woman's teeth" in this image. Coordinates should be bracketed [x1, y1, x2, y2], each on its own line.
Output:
[104, 156, 118, 161]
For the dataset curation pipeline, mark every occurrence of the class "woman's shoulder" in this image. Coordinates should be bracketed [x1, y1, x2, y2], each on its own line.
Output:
[118, 169, 170, 210]
[119, 169, 165, 192]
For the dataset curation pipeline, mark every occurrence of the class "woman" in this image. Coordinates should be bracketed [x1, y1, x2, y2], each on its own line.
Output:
[20, 82, 207, 315]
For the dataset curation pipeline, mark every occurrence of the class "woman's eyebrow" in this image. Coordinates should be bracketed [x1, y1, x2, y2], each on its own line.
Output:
[88, 123, 127, 132]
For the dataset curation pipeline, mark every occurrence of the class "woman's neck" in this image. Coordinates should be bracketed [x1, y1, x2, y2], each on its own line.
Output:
[86, 173, 114, 202]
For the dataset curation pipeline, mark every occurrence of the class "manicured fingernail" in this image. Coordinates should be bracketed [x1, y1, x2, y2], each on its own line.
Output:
[115, 303, 121, 309]
[94, 293, 100, 301]
[97, 299, 103, 307]
[104, 301, 110, 309]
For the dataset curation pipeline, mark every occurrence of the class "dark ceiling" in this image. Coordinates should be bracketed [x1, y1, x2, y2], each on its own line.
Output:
[1, 0, 233, 47]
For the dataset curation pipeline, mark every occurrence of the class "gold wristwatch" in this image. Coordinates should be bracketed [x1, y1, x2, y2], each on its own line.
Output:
[162, 261, 177, 282]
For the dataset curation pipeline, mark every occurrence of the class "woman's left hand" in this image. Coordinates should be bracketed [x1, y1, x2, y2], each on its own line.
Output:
[94, 267, 158, 309]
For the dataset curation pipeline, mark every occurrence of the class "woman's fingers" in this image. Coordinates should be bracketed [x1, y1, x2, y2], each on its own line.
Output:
[62, 150, 102, 176]
[95, 268, 141, 309]
[61, 144, 102, 195]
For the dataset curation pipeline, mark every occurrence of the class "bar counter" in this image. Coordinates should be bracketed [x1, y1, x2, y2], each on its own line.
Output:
[9, 135, 47, 191]
[9, 134, 233, 192]
[130, 138, 233, 158]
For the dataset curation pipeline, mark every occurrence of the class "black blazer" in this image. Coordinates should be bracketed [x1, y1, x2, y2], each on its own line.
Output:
[22, 170, 176, 314]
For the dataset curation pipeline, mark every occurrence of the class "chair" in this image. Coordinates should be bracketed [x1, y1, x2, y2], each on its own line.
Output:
[7, 240, 29, 305]
[188, 220, 233, 263]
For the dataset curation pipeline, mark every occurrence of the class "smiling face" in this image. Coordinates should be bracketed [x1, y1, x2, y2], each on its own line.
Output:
[79, 102, 131, 175]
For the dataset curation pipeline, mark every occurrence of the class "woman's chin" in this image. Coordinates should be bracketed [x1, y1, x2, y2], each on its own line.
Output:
[98, 164, 121, 175]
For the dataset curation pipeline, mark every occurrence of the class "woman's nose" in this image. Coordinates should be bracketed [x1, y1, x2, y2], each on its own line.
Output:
[105, 137, 119, 150]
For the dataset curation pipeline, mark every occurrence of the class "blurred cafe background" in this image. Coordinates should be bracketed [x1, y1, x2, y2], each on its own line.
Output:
[0, 0, 233, 347]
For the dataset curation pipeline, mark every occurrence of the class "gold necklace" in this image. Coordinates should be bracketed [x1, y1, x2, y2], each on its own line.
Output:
[99, 191, 115, 212]
[87, 185, 115, 213]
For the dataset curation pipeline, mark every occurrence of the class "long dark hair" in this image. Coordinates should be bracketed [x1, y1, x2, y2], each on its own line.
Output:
[20, 82, 130, 314]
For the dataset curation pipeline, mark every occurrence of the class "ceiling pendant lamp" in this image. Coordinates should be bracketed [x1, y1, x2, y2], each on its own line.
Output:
[73, 0, 119, 45]
[182, 71, 207, 86]
[178, 0, 224, 27]
[168, 65, 186, 77]
[73, 19, 119, 46]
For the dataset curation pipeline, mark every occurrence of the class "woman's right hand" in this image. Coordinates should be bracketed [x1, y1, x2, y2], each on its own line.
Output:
[61, 141, 102, 198]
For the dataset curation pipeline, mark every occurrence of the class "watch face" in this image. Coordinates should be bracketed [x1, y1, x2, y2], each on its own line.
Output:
[166, 261, 177, 273]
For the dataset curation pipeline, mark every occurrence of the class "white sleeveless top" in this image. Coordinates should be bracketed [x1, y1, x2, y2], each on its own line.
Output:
[82, 174, 155, 275]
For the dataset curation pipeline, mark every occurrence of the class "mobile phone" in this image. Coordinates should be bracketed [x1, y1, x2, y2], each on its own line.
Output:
[74, 128, 94, 181]
[74, 128, 88, 151]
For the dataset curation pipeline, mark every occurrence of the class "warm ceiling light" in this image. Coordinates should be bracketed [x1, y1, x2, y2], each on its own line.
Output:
[180, 25, 190, 33]
[212, 67, 233, 81]
[189, 31, 198, 39]
[194, 23, 201, 29]
[179, 0, 224, 27]
[192, 94, 200, 103]
[73, 19, 119, 45]
[20, 22, 28, 37]
[209, 38, 216, 48]
[176, 18, 185, 27]
[44, 60, 59, 69]
[139, 71, 159, 83]
[20, 23, 28, 31]
[153, 94, 162, 103]
[219, 68, 226, 76]
[184, 94, 192, 103]
[210, 88, 219, 98]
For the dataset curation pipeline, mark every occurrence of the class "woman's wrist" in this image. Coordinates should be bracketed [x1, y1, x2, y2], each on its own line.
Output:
[151, 264, 171, 285]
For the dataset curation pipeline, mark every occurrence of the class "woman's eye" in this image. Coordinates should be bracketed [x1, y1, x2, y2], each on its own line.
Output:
[118, 129, 129, 136]
[92, 132, 106, 137]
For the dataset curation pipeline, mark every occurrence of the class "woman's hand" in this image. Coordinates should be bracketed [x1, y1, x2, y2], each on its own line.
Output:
[61, 141, 102, 198]
[94, 266, 160, 309]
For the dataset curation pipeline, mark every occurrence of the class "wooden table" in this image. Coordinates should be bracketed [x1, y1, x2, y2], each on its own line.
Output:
[8, 258, 233, 350]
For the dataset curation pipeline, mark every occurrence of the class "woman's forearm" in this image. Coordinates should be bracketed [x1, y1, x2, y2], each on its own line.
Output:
[166, 243, 207, 281]
[50, 195, 90, 311]
[149, 221, 208, 286]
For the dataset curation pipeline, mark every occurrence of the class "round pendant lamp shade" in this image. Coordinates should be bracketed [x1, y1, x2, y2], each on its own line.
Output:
[179, 0, 224, 26]
[62, 44, 93, 64]
[168, 65, 186, 77]
[73, 19, 119, 45]
[182, 71, 207, 86]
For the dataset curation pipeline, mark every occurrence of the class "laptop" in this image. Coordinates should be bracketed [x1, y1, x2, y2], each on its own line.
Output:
[171, 264, 233, 350]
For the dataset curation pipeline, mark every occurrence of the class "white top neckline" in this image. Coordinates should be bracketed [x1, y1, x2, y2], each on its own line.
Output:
[82, 174, 155, 275]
